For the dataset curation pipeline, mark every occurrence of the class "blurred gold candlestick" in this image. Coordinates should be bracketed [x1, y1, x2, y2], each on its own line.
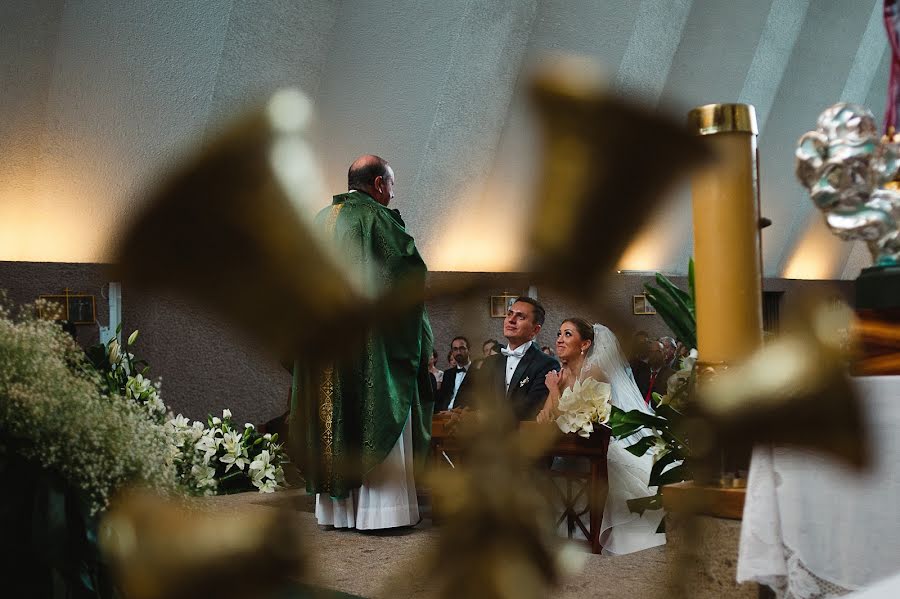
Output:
[688, 103, 763, 366]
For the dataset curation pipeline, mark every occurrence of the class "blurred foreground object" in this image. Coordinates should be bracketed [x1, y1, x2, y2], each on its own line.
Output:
[101, 490, 307, 599]
[113, 89, 372, 362]
[693, 295, 867, 471]
[411, 405, 565, 599]
[796, 103, 900, 374]
[527, 56, 710, 295]
[737, 373, 900, 595]
[688, 103, 763, 368]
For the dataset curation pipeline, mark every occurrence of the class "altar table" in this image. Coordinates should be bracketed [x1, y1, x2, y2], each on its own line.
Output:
[430, 417, 611, 553]
[737, 375, 900, 598]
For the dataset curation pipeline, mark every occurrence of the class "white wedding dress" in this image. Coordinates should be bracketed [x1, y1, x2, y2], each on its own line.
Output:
[567, 325, 666, 555]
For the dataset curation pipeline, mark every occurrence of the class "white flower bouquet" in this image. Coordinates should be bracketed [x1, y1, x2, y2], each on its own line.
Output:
[554, 378, 613, 438]
[92, 330, 289, 496]
[165, 409, 287, 495]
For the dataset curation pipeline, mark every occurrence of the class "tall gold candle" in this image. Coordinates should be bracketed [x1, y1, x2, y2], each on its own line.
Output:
[688, 103, 763, 365]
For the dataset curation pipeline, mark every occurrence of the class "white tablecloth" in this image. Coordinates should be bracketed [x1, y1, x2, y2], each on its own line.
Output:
[737, 375, 900, 599]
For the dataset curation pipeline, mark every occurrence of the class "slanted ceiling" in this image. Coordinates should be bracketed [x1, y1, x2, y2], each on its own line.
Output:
[0, 0, 888, 278]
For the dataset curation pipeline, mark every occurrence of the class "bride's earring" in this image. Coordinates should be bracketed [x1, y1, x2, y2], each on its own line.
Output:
[580, 349, 585, 355]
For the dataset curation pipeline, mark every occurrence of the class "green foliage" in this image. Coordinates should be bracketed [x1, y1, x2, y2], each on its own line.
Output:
[608, 265, 700, 515]
[642, 257, 697, 349]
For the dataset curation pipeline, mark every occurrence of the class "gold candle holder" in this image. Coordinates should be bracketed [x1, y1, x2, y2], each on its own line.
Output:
[688, 103, 764, 366]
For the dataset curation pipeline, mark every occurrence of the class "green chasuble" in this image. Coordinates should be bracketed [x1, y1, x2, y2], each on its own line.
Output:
[289, 190, 434, 500]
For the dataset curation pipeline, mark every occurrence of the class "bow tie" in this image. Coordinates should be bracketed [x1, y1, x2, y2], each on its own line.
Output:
[501, 344, 528, 358]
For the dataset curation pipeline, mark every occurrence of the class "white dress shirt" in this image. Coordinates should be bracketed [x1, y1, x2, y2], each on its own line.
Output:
[501, 341, 533, 391]
[447, 362, 470, 409]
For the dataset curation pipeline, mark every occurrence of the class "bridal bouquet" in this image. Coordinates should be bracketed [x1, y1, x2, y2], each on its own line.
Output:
[554, 378, 612, 438]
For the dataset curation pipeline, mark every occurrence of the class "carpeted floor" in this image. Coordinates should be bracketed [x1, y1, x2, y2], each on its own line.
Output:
[203, 489, 672, 599]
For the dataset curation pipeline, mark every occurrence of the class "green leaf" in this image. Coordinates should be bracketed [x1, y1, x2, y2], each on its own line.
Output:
[653, 403, 683, 423]
[649, 450, 681, 483]
[626, 493, 663, 515]
[654, 272, 696, 323]
[652, 464, 689, 487]
[655, 272, 691, 308]
[624, 436, 656, 457]
[608, 408, 668, 439]
[688, 257, 696, 307]
[643, 286, 694, 344]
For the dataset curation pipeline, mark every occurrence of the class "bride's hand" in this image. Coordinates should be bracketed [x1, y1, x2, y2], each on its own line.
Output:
[545, 369, 561, 390]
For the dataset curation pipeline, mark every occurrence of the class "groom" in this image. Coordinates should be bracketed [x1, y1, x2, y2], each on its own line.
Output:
[454, 297, 558, 421]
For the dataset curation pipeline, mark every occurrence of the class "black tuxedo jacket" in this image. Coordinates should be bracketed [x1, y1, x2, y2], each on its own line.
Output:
[435, 365, 471, 412]
[633, 363, 675, 403]
[454, 343, 559, 421]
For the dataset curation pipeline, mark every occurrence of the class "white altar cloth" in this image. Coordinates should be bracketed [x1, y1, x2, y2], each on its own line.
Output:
[737, 375, 900, 598]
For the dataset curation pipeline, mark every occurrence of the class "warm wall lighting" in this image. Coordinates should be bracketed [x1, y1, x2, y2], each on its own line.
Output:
[782, 217, 845, 279]
[427, 185, 525, 272]
[0, 167, 109, 263]
[616, 228, 669, 273]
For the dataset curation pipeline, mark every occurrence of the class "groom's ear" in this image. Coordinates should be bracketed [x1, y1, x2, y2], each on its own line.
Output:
[532, 323, 542, 337]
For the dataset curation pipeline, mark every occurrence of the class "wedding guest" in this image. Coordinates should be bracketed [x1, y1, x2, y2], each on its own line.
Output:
[628, 331, 651, 367]
[429, 349, 443, 393]
[675, 340, 689, 360]
[473, 339, 502, 370]
[634, 340, 674, 404]
[659, 336, 677, 369]
[482, 339, 502, 357]
[541, 345, 555, 357]
[447, 350, 456, 369]
[454, 297, 558, 421]
[435, 336, 472, 412]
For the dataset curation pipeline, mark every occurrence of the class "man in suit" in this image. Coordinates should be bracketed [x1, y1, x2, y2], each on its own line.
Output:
[435, 336, 472, 412]
[634, 339, 675, 404]
[453, 297, 558, 421]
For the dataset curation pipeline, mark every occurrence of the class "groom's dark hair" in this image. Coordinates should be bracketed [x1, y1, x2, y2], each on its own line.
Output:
[513, 296, 545, 326]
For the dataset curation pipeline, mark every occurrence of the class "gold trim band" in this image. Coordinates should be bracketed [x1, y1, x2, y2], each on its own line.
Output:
[687, 103, 758, 136]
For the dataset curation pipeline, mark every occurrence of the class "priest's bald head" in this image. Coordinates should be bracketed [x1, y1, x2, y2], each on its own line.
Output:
[348, 154, 395, 206]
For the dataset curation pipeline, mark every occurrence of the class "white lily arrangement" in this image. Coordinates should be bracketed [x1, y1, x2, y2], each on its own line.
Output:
[165, 409, 286, 495]
[554, 378, 613, 438]
[98, 329, 288, 496]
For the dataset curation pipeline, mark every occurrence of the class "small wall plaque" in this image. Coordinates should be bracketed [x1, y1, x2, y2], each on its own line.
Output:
[39, 290, 96, 324]
[633, 294, 656, 315]
[490, 294, 519, 318]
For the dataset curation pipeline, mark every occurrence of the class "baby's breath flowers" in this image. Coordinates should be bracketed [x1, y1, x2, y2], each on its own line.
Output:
[0, 303, 177, 513]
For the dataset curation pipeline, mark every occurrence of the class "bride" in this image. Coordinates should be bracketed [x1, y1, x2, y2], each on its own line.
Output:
[536, 317, 666, 555]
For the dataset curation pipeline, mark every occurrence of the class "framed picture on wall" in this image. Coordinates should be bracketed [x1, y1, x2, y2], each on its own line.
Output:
[38, 293, 96, 324]
[632, 294, 656, 315]
[490, 295, 519, 318]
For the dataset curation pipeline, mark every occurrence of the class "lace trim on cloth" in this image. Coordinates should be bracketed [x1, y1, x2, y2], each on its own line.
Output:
[765, 546, 854, 599]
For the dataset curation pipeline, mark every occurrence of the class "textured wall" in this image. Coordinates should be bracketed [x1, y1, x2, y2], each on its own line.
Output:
[0, 261, 853, 421]
[0, 261, 289, 425]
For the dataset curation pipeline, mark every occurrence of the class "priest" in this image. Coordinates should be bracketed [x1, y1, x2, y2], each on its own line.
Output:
[289, 155, 434, 529]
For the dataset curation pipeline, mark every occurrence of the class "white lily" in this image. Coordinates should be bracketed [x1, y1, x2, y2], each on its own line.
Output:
[249, 450, 276, 482]
[222, 409, 232, 419]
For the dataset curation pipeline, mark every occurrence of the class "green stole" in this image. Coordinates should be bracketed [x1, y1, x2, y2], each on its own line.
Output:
[289, 191, 434, 499]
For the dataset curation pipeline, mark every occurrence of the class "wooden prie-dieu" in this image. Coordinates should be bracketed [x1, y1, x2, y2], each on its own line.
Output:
[430, 417, 611, 554]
